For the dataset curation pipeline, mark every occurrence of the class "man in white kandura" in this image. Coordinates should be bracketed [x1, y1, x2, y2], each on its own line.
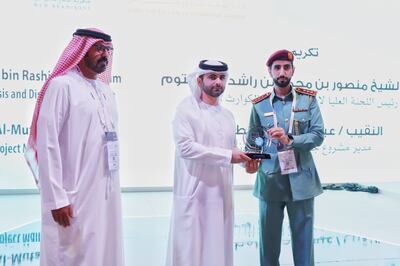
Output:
[25, 28, 124, 266]
[166, 60, 252, 266]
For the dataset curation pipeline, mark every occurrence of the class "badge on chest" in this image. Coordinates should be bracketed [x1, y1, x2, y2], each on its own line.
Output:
[277, 149, 298, 175]
[105, 131, 119, 172]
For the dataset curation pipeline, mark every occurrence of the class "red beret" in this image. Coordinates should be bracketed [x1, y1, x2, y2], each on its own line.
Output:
[266, 49, 294, 67]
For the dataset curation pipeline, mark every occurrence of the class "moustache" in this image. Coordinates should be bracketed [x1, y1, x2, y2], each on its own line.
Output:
[97, 57, 108, 65]
[212, 85, 224, 90]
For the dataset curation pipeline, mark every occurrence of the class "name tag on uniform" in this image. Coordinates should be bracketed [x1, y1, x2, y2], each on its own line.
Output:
[292, 108, 308, 112]
[105, 131, 119, 172]
[277, 149, 298, 175]
[264, 112, 274, 117]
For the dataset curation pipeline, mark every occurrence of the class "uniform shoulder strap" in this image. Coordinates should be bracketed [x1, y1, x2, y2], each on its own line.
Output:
[295, 87, 317, 97]
[251, 92, 271, 104]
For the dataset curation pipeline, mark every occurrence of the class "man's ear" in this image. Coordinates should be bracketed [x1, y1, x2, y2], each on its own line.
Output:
[197, 77, 202, 87]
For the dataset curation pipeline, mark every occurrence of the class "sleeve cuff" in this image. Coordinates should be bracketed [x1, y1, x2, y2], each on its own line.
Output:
[42, 197, 70, 211]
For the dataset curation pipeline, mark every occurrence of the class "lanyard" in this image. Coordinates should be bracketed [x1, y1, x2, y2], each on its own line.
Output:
[269, 90, 296, 134]
[77, 68, 115, 132]
[92, 82, 115, 132]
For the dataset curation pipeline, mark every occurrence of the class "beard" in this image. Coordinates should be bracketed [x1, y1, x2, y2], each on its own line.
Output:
[84, 55, 108, 74]
[201, 84, 225, 98]
[273, 76, 291, 88]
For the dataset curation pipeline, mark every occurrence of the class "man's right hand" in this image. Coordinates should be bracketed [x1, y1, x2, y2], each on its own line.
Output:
[51, 205, 73, 227]
[231, 149, 251, 164]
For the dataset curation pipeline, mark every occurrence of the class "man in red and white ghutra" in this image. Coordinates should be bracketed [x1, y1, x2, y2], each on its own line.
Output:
[25, 28, 124, 266]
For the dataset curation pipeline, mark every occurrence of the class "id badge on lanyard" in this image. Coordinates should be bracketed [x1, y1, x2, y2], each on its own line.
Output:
[105, 131, 119, 172]
[91, 82, 119, 173]
[277, 150, 298, 174]
[270, 92, 298, 174]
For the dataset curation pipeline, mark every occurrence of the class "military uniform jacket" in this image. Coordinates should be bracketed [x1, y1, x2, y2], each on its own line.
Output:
[249, 87, 324, 201]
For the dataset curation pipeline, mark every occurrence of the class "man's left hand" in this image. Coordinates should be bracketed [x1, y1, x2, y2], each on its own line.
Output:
[267, 127, 290, 145]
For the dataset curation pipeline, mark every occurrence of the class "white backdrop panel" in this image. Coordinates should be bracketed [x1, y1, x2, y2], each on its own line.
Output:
[0, 0, 398, 188]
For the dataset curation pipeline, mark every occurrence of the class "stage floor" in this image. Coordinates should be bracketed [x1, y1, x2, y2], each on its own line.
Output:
[0, 182, 399, 265]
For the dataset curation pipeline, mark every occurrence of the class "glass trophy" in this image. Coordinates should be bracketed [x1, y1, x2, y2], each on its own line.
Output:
[243, 126, 272, 159]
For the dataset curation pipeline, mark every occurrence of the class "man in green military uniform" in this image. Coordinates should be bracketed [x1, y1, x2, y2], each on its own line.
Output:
[245, 49, 324, 266]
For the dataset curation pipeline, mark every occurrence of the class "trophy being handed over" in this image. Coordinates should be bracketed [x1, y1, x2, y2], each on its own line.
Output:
[243, 126, 272, 160]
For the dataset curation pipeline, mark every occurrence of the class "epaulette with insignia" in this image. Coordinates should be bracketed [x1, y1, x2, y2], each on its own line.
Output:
[251, 92, 271, 104]
[295, 87, 317, 96]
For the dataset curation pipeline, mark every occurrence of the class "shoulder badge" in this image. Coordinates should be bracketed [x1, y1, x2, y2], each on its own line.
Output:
[295, 87, 317, 97]
[251, 92, 271, 104]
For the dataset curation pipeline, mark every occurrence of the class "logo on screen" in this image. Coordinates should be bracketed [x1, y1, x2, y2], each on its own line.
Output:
[33, 0, 92, 10]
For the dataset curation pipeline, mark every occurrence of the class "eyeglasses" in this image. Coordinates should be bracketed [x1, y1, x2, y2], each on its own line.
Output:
[93, 43, 114, 53]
